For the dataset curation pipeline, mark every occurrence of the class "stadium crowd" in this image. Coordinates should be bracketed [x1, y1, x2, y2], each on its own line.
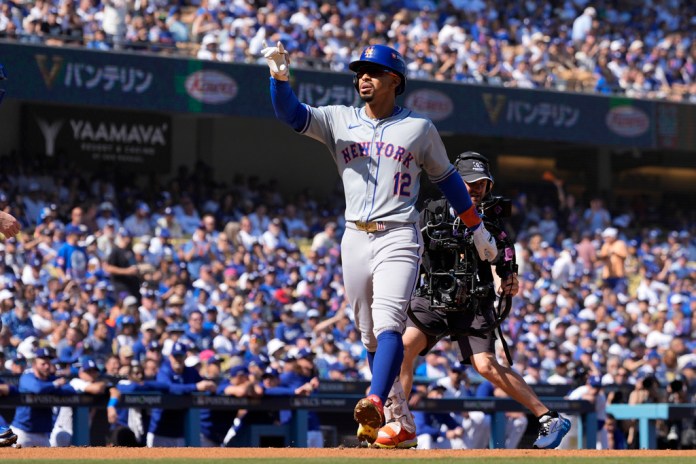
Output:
[0, 0, 695, 101]
[0, 157, 694, 448]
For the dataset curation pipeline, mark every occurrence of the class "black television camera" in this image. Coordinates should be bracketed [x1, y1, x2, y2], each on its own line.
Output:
[420, 195, 514, 312]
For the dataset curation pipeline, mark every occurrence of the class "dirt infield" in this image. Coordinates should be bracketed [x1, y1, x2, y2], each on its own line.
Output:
[4, 448, 696, 460]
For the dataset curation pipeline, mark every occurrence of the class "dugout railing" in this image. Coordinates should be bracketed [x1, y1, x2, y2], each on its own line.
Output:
[0, 393, 598, 449]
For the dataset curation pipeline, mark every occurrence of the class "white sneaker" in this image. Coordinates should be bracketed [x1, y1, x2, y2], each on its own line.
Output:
[533, 414, 571, 449]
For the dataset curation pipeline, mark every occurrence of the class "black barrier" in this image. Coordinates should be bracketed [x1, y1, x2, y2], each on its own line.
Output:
[0, 393, 599, 449]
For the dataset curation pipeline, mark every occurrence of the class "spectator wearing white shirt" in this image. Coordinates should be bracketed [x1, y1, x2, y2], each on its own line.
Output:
[259, 218, 290, 253]
[238, 215, 258, 250]
[571, 6, 595, 44]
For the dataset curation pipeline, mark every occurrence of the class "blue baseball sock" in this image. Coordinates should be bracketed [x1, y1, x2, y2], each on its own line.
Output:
[368, 331, 404, 403]
[367, 351, 375, 373]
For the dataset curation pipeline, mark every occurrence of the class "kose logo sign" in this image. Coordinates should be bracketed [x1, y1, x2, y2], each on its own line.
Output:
[605, 106, 649, 137]
[185, 70, 238, 104]
[405, 89, 453, 121]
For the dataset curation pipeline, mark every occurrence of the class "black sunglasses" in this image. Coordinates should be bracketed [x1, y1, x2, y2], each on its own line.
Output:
[356, 65, 397, 79]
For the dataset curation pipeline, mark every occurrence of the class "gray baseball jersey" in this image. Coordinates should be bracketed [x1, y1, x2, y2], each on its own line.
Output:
[300, 105, 454, 223]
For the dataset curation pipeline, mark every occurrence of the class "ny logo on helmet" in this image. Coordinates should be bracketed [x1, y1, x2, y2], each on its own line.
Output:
[364, 47, 375, 58]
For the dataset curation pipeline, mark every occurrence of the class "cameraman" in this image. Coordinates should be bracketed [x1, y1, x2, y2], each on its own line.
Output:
[374, 152, 570, 449]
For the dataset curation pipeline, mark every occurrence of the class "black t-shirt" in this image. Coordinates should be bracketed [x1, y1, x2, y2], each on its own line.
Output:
[107, 246, 140, 297]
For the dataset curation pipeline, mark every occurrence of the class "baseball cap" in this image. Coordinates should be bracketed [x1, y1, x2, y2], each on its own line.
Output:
[166, 322, 185, 333]
[167, 295, 185, 306]
[121, 315, 136, 325]
[296, 347, 315, 360]
[140, 320, 157, 333]
[119, 345, 135, 357]
[229, 365, 249, 377]
[184, 355, 201, 368]
[589, 375, 602, 387]
[65, 224, 81, 235]
[170, 342, 187, 357]
[306, 309, 320, 319]
[427, 382, 447, 393]
[451, 362, 467, 373]
[79, 357, 100, 372]
[147, 341, 161, 351]
[266, 338, 286, 356]
[261, 366, 280, 379]
[455, 152, 494, 184]
[123, 296, 138, 308]
[33, 347, 54, 359]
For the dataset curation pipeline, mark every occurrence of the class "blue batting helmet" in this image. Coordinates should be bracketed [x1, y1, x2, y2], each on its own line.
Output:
[0, 64, 6, 105]
[349, 45, 406, 95]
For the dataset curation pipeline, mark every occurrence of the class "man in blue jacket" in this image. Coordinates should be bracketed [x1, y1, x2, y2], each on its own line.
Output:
[414, 383, 465, 449]
[12, 348, 77, 447]
[146, 342, 216, 447]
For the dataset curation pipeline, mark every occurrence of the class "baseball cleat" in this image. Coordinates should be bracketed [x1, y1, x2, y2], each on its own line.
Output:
[354, 394, 385, 444]
[373, 421, 417, 449]
[533, 414, 571, 449]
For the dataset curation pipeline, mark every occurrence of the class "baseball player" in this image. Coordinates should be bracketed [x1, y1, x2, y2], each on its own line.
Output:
[0, 376, 19, 447]
[262, 42, 498, 444]
[374, 152, 571, 449]
[146, 341, 216, 447]
[50, 357, 107, 446]
[12, 348, 77, 447]
[0, 64, 21, 244]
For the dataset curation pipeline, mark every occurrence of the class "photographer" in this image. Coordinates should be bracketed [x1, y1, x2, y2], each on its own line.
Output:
[374, 152, 570, 449]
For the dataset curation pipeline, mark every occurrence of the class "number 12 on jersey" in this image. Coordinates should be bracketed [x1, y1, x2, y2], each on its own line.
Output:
[393, 172, 412, 197]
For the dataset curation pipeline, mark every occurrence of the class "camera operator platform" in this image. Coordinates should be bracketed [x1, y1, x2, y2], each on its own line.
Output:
[374, 152, 572, 450]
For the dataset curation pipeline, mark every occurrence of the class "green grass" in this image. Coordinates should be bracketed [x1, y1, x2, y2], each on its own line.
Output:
[5, 459, 696, 464]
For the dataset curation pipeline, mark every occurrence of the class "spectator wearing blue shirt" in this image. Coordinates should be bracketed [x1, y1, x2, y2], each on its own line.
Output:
[184, 310, 212, 351]
[84, 321, 114, 363]
[414, 384, 465, 449]
[131, 321, 158, 362]
[146, 342, 216, 447]
[56, 326, 84, 364]
[274, 308, 303, 344]
[12, 348, 76, 447]
[1, 300, 37, 343]
[56, 225, 88, 282]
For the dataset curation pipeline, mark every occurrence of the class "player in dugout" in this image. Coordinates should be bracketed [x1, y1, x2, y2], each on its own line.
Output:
[373, 152, 572, 449]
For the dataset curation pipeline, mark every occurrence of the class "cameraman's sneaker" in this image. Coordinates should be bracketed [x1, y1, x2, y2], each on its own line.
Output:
[374, 421, 418, 449]
[0, 426, 18, 447]
[354, 394, 384, 444]
[533, 413, 571, 449]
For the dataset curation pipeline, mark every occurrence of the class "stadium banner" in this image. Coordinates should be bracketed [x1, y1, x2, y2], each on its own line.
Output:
[1, 42, 664, 149]
[21, 103, 172, 171]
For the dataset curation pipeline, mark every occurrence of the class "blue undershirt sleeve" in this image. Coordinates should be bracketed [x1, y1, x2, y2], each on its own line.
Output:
[270, 78, 309, 132]
[434, 169, 473, 215]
